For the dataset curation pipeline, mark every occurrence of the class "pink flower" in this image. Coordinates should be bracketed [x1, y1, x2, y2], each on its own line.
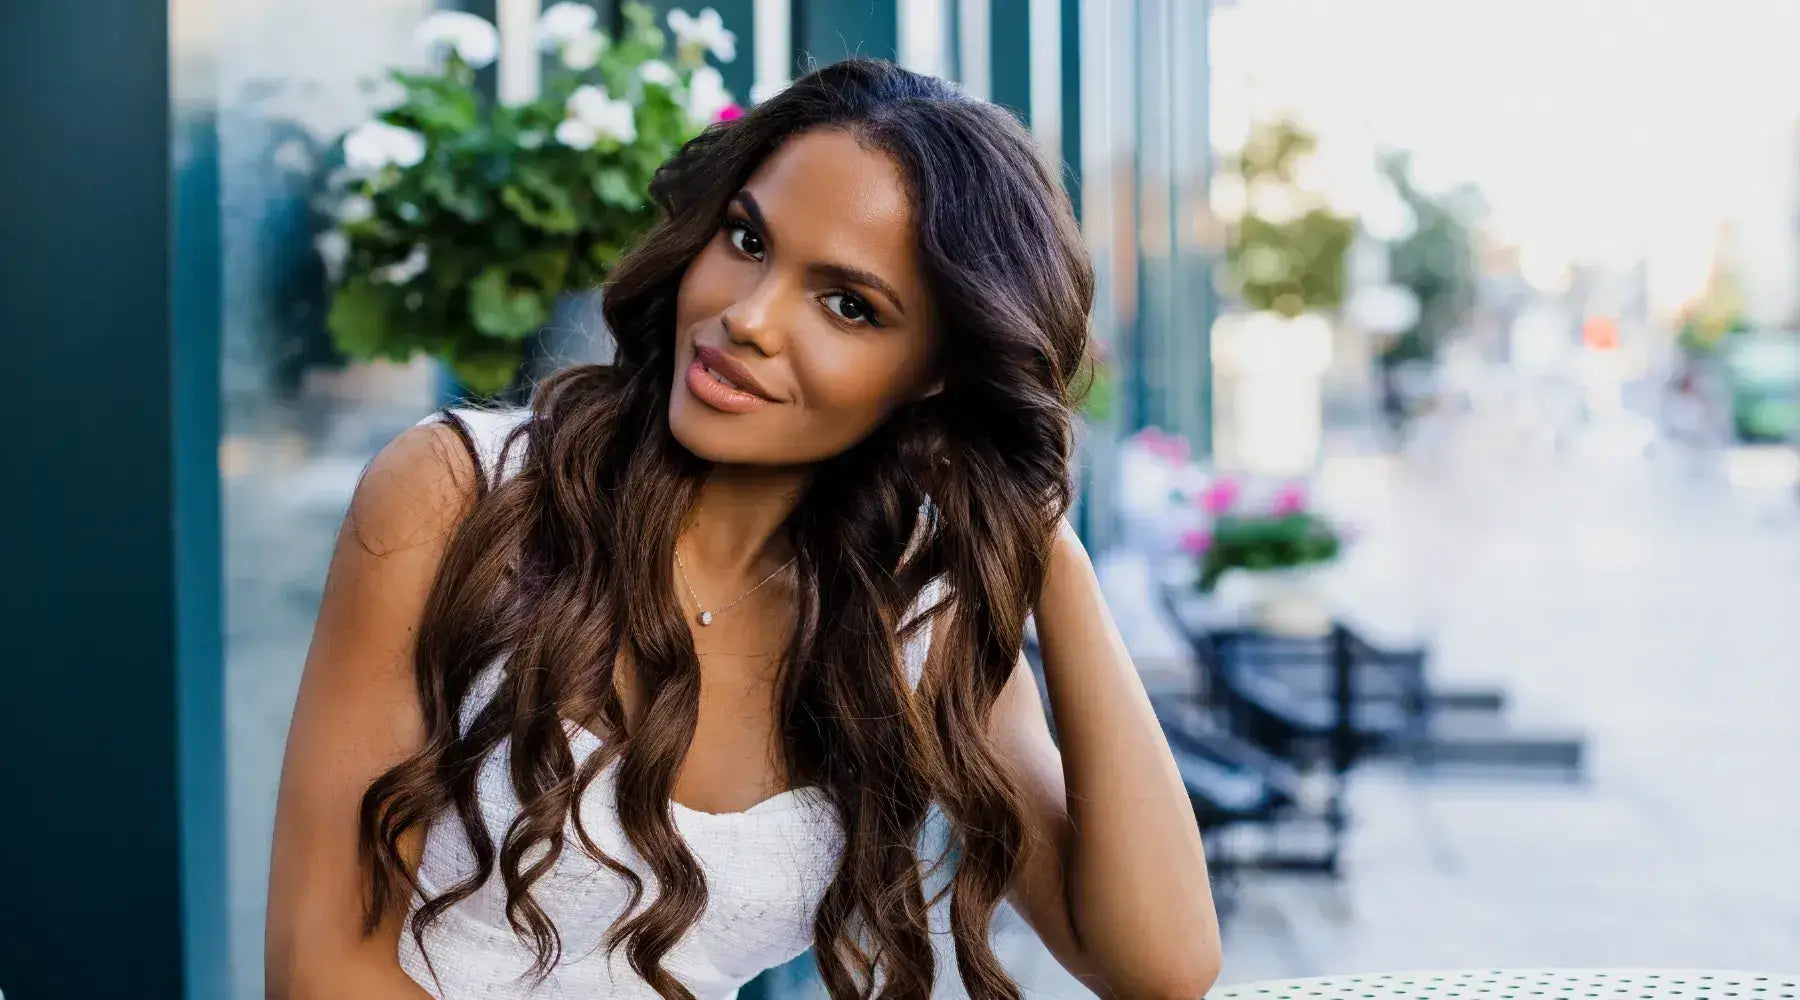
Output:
[715, 103, 744, 122]
[1197, 477, 1240, 516]
[1271, 483, 1308, 517]
[1132, 426, 1189, 464]
[1178, 529, 1214, 555]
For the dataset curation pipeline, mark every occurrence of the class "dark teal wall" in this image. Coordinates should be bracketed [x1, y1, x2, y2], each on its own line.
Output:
[794, 0, 898, 69]
[0, 1, 226, 997]
[988, 0, 1031, 122]
[1059, 0, 1082, 219]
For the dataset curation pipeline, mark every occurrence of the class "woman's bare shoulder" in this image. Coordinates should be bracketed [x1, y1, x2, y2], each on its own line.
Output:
[345, 418, 483, 558]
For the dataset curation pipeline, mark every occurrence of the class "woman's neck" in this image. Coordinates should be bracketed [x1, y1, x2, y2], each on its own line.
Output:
[682, 463, 811, 578]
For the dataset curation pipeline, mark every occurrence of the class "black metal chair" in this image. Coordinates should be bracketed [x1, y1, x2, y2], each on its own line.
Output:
[1199, 624, 1418, 765]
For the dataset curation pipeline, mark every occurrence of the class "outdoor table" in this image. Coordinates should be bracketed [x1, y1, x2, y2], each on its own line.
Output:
[1211, 971, 1799, 1000]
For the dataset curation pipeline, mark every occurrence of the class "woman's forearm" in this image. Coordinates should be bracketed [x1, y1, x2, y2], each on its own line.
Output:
[1033, 532, 1222, 998]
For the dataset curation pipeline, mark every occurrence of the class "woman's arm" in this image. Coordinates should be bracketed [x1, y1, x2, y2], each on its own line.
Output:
[264, 421, 478, 999]
[989, 522, 1222, 999]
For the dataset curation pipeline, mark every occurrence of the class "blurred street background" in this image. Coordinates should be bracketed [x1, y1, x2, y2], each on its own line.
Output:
[6, 1, 1800, 997]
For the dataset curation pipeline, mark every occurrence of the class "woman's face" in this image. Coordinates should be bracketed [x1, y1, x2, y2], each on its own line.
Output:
[668, 129, 938, 467]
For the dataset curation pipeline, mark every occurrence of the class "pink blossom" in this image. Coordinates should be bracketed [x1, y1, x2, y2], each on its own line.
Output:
[1178, 529, 1214, 555]
[1132, 426, 1189, 464]
[715, 103, 744, 122]
[1271, 483, 1308, 517]
[1197, 477, 1240, 515]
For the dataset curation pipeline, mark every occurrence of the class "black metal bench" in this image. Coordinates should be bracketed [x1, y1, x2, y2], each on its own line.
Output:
[1159, 583, 1586, 778]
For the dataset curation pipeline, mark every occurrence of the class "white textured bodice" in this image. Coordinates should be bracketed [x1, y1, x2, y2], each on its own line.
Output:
[398, 408, 935, 999]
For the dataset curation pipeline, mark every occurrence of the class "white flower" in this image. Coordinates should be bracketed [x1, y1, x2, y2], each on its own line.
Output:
[538, 2, 598, 46]
[342, 120, 427, 172]
[668, 7, 736, 62]
[558, 30, 606, 70]
[414, 11, 499, 68]
[567, 85, 611, 124]
[335, 194, 374, 224]
[373, 244, 430, 285]
[539, 2, 606, 69]
[313, 230, 349, 284]
[562, 84, 636, 145]
[271, 137, 314, 175]
[555, 118, 599, 149]
[639, 59, 678, 87]
[684, 65, 733, 124]
[321, 165, 360, 194]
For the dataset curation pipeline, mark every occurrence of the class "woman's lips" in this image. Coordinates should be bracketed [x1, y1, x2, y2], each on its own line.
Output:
[684, 357, 772, 414]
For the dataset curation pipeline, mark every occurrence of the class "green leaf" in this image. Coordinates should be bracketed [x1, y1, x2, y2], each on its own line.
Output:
[326, 279, 395, 360]
[470, 265, 551, 340]
[448, 347, 525, 397]
[514, 248, 572, 292]
[423, 169, 489, 221]
[588, 242, 624, 271]
[592, 170, 644, 211]
[501, 174, 580, 233]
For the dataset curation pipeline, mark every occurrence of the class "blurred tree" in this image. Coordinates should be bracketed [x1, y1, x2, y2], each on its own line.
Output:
[1379, 152, 1479, 366]
[1222, 119, 1355, 318]
[1677, 221, 1751, 358]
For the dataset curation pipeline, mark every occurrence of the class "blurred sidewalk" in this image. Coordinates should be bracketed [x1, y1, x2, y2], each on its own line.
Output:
[1201, 392, 1800, 982]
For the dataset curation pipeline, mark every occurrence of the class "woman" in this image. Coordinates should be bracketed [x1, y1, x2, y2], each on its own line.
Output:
[267, 59, 1220, 999]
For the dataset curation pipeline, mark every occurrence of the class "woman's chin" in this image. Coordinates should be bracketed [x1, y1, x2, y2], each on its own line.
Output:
[668, 397, 762, 464]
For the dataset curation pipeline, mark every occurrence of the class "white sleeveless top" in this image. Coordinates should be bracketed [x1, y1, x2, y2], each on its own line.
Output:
[399, 408, 939, 999]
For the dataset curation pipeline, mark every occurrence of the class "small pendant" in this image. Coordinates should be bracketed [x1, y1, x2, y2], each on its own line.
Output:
[698, 610, 713, 626]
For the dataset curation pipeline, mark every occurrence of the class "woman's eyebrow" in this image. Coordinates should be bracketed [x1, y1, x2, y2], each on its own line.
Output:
[733, 190, 771, 239]
[734, 190, 908, 320]
[813, 263, 907, 319]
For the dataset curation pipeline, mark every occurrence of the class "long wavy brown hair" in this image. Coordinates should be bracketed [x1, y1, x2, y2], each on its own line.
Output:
[358, 59, 1094, 999]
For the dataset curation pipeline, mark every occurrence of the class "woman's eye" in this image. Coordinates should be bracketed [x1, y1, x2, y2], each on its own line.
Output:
[725, 220, 764, 259]
[822, 292, 878, 326]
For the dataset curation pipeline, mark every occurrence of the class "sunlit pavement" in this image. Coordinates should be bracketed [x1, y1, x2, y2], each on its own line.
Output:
[1197, 397, 1796, 989]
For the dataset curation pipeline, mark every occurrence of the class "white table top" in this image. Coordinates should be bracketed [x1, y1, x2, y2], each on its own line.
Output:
[1211, 970, 1799, 1000]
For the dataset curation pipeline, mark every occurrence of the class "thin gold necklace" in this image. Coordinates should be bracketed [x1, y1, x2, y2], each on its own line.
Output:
[674, 544, 795, 626]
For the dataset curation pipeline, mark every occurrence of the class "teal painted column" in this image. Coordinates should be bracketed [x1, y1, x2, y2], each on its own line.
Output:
[1059, 0, 1083, 220]
[988, 0, 1031, 122]
[793, 0, 898, 68]
[0, 1, 227, 998]
[1172, 0, 1214, 456]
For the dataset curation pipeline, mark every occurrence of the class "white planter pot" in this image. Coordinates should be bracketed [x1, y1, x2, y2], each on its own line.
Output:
[1211, 564, 1332, 637]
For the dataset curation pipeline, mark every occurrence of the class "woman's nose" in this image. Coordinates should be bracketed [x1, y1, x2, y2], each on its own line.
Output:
[719, 273, 790, 357]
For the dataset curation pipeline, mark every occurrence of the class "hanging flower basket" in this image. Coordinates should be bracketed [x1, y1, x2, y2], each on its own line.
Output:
[315, 2, 741, 398]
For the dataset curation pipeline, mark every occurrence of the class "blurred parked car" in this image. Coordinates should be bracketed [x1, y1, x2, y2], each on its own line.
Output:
[1720, 331, 1800, 443]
